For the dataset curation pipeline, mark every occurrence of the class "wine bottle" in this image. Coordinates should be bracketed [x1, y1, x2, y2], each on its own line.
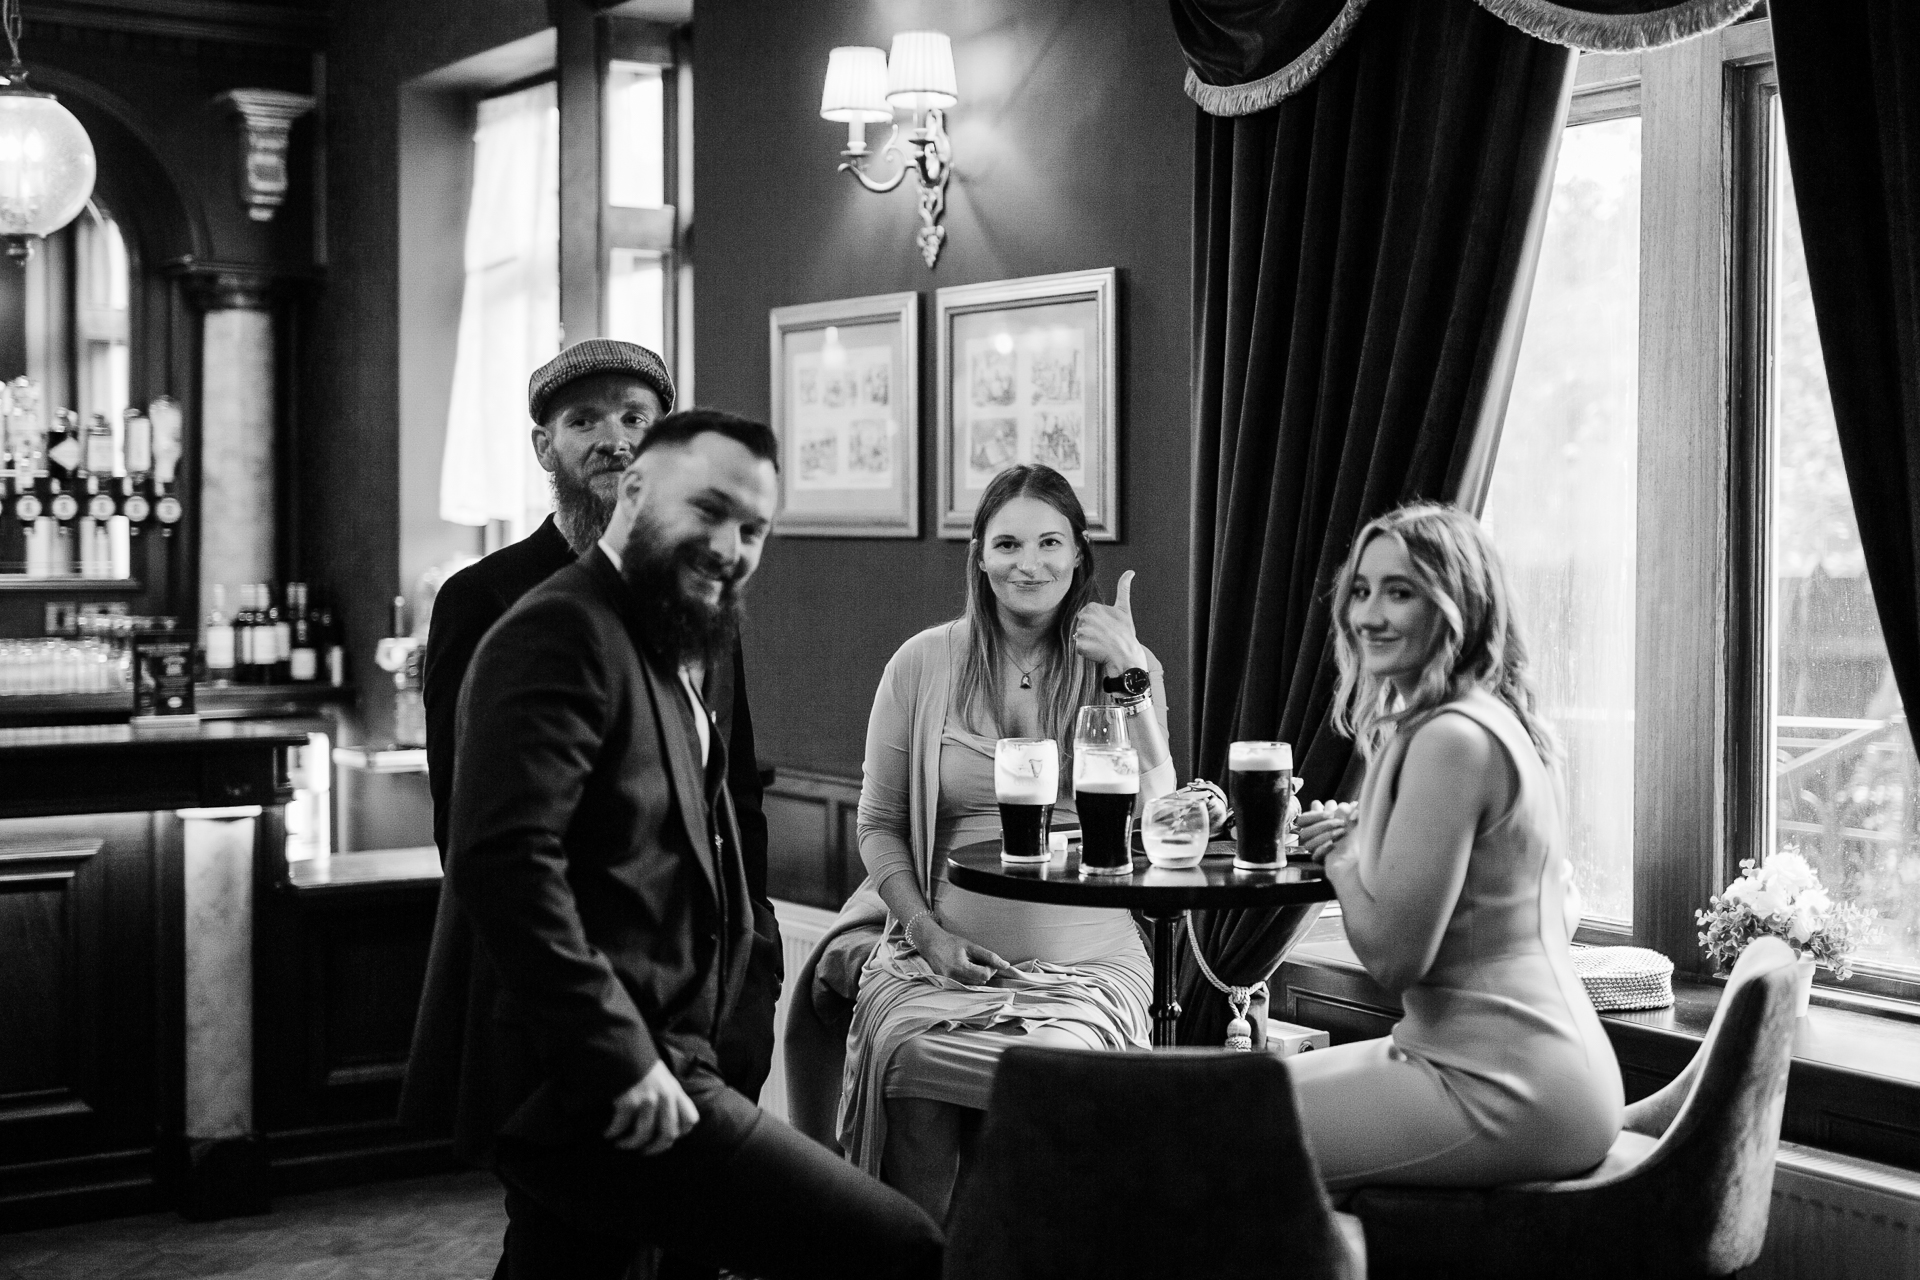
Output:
[287, 582, 317, 682]
[320, 603, 345, 687]
[205, 584, 235, 686]
[239, 585, 264, 684]
[268, 584, 290, 683]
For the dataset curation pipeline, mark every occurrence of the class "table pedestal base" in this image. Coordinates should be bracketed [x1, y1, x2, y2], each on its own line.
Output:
[1145, 911, 1185, 1047]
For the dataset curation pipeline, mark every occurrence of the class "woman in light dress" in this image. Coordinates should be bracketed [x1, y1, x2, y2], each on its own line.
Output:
[837, 464, 1182, 1220]
[1290, 503, 1623, 1190]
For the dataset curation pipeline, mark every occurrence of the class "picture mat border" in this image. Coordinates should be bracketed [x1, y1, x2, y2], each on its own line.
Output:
[768, 290, 921, 538]
[934, 267, 1119, 542]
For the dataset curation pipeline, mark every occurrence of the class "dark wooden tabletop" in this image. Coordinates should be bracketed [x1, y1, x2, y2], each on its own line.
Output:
[946, 839, 1335, 912]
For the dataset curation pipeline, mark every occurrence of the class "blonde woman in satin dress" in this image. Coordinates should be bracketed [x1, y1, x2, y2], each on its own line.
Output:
[837, 464, 1182, 1222]
[1289, 502, 1623, 1191]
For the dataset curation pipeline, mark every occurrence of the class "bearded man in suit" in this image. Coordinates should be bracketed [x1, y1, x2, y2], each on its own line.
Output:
[406, 341, 780, 1144]
[439, 409, 941, 1278]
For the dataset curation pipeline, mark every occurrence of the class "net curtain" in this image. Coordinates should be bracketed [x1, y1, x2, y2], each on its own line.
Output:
[438, 82, 561, 543]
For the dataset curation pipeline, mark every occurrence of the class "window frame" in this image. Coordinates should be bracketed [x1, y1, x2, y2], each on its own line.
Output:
[1535, 21, 1920, 1005]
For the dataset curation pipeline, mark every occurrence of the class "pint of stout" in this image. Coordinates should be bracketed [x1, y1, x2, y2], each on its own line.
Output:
[1229, 740, 1294, 870]
[1074, 746, 1139, 876]
[996, 737, 1059, 864]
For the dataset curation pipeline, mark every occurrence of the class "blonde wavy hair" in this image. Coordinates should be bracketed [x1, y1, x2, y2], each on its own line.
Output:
[1330, 502, 1558, 765]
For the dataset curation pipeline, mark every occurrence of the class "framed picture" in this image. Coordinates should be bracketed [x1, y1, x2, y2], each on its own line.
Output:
[935, 267, 1119, 541]
[768, 291, 920, 538]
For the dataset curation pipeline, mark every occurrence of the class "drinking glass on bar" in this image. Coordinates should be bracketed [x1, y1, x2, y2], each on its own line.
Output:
[1142, 792, 1208, 869]
[1229, 740, 1293, 870]
[995, 737, 1059, 864]
[1074, 745, 1139, 876]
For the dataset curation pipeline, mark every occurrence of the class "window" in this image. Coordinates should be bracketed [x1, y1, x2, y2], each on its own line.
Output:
[438, 81, 561, 543]
[1765, 100, 1920, 979]
[601, 42, 687, 396]
[1483, 108, 1641, 928]
[1478, 21, 1918, 1001]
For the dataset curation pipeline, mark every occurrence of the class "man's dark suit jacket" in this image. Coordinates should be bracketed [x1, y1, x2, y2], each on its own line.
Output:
[403, 516, 780, 1146]
[414, 549, 756, 1159]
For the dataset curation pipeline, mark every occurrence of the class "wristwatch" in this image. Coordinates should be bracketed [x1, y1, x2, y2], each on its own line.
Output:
[1102, 666, 1151, 699]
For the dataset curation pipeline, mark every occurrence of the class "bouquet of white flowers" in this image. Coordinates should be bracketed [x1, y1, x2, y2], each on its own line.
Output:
[1695, 852, 1879, 981]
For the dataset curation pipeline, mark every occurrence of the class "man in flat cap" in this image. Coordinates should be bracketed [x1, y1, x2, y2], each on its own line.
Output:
[403, 342, 785, 1227]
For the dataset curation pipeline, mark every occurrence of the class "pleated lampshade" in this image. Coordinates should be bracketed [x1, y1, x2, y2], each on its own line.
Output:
[820, 46, 893, 123]
[885, 31, 957, 112]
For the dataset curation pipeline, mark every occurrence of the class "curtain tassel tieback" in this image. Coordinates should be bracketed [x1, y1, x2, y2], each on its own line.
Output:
[1183, 910, 1283, 1051]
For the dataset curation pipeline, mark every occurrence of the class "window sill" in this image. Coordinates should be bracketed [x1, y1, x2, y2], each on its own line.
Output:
[1276, 917, 1920, 1173]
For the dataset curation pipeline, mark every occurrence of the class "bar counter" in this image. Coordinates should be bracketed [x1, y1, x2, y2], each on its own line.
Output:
[0, 714, 449, 1229]
[0, 719, 307, 818]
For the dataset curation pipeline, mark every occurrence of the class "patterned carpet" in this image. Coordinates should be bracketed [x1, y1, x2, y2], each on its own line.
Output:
[0, 1171, 506, 1280]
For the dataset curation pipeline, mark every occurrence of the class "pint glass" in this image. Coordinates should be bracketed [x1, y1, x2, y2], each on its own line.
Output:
[1074, 745, 1139, 876]
[996, 737, 1059, 864]
[1229, 740, 1293, 870]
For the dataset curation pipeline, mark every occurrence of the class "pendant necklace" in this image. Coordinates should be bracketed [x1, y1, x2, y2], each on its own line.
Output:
[1008, 646, 1044, 690]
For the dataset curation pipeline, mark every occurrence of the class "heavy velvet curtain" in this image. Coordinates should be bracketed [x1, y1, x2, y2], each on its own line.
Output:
[1171, 0, 1756, 118]
[1773, 0, 1920, 763]
[1174, 0, 1574, 1045]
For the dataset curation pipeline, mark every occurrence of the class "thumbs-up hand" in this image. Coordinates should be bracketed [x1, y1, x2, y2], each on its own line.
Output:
[1070, 569, 1150, 675]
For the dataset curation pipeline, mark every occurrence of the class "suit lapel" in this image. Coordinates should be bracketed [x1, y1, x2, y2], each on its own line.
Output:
[583, 548, 721, 903]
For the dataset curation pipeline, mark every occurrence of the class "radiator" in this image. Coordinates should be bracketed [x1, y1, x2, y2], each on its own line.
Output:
[1749, 1143, 1920, 1279]
[760, 899, 840, 1125]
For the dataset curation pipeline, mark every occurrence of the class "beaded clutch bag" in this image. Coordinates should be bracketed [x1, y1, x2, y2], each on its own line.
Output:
[1569, 944, 1675, 1012]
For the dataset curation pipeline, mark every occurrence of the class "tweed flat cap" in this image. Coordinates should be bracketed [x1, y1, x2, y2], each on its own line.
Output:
[527, 338, 676, 422]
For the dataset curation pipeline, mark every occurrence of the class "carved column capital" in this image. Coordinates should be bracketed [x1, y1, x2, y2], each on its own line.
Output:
[174, 262, 283, 312]
[214, 88, 316, 224]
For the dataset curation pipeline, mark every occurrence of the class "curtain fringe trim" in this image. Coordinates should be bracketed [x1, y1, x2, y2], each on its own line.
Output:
[1183, 0, 1372, 117]
[1471, 0, 1761, 53]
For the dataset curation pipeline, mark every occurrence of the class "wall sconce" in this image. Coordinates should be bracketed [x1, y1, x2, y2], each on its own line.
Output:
[820, 31, 957, 269]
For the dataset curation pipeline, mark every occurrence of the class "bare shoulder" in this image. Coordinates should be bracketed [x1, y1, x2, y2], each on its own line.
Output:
[1403, 710, 1497, 776]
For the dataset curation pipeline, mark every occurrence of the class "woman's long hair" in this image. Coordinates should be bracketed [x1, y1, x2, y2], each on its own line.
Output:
[954, 465, 1103, 749]
[1330, 502, 1559, 766]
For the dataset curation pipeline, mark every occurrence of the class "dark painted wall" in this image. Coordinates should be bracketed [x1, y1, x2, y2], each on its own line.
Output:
[308, 0, 548, 747]
[694, 0, 1195, 779]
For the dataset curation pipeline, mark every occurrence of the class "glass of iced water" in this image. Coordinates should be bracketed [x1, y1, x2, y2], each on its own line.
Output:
[1142, 793, 1209, 868]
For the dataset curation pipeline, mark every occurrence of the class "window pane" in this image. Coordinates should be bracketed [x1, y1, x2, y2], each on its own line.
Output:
[606, 62, 665, 209]
[1767, 102, 1920, 977]
[606, 248, 666, 354]
[1482, 115, 1642, 925]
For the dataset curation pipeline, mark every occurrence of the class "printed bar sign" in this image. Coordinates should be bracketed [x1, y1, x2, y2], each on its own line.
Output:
[133, 634, 198, 719]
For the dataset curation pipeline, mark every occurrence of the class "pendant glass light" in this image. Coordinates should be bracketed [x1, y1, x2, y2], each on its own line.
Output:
[0, 0, 94, 263]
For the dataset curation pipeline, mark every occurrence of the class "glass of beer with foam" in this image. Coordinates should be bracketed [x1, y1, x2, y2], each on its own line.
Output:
[996, 737, 1059, 864]
[1229, 740, 1293, 870]
[1074, 744, 1139, 876]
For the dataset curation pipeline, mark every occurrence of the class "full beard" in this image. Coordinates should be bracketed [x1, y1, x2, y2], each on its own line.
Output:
[551, 465, 619, 555]
[620, 513, 748, 669]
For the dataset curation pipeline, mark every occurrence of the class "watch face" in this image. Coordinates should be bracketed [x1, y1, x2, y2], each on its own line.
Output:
[1106, 667, 1150, 697]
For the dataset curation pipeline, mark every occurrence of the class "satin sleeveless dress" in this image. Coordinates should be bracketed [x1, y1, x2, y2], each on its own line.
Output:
[1289, 690, 1623, 1190]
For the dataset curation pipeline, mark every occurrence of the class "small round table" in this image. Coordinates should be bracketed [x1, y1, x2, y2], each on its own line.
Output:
[946, 840, 1336, 1047]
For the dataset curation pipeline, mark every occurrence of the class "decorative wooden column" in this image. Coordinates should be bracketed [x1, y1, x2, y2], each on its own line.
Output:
[175, 803, 269, 1218]
[186, 269, 280, 618]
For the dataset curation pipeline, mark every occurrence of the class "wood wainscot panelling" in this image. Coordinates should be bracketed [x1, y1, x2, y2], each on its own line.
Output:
[253, 846, 455, 1193]
[763, 768, 864, 912]
[0, 817, 163, 1230]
